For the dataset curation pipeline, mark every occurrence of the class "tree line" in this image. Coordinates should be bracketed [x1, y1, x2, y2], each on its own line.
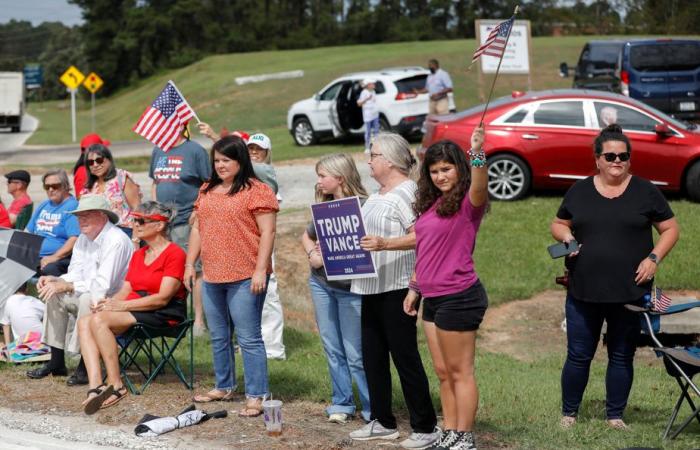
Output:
[1, 0, 698, 99]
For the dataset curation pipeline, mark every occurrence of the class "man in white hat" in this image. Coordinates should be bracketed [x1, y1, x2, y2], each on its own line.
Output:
[27, 195, 134, 385]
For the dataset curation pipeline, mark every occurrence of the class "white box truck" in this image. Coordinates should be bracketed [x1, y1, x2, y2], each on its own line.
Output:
[0, 72, 24, 133]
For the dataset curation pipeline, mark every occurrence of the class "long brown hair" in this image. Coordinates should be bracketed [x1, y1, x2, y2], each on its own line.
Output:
[414, 141, 471, 217]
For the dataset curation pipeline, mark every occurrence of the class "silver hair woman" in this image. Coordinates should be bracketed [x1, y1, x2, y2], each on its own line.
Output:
[77, 200, 187, 414]
[347, 133, 439, 447]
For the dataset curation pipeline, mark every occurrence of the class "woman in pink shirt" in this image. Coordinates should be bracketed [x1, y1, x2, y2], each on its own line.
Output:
[403, 127, 488, 450]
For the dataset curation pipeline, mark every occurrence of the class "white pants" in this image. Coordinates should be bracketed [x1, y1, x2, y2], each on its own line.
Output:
[1, 294, 45, 339]
[261, 261, 286, 359]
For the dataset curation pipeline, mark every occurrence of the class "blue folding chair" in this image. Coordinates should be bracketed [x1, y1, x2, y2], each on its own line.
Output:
[626, 300, 700, 440]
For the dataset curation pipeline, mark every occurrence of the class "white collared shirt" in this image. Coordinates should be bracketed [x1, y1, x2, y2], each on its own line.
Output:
[60, 221, 134, 298]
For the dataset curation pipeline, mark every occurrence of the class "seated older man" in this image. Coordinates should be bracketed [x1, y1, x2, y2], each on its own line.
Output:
[26, 169, 80, 276]
[27, 195, 133, 385]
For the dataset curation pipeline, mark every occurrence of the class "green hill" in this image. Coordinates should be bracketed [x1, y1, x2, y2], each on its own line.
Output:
[27, 36, 590, 159]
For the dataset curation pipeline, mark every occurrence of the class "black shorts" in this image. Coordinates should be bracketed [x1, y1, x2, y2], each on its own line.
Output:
[131, 299, 186, 328]
[422, 281, 488, 331]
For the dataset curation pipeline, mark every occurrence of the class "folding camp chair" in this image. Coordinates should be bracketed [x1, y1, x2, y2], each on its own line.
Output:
[14, 203, 33, 231]
[626, 300, 700, 440]
[117, 294, 194, 395]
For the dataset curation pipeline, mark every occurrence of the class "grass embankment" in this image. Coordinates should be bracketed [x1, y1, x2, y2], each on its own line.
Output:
[27, 36, 592, 158]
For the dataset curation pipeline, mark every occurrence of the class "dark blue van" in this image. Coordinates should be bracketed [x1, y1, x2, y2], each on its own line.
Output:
[562, 39, 700, 120]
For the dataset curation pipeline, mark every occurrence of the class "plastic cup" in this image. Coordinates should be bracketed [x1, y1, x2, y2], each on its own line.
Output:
[262, 399, 283, 436]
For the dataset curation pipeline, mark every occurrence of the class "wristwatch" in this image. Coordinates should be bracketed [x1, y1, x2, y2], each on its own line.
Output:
[648, 252, 658, 264]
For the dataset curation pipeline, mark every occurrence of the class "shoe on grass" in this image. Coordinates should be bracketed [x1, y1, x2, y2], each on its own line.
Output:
[449, 431, 477, 450]
[400, 427, 440, 449]
[560, 415, 576, 429]
[349, 419, 399, 441]
[425, 429, 460, 449]
[328, 412, 350, 424]
[607, 418, 629, 431]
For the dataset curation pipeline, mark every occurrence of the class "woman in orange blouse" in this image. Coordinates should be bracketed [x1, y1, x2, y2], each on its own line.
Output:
[185, 135, 278, 416]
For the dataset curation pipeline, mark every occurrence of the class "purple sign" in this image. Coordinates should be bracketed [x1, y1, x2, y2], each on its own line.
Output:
[311, 196, 377, 281]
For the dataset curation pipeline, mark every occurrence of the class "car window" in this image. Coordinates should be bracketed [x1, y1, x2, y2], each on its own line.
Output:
[394, 75, 427, 93]
[533, 101, 585, 127]
[578, 43, 621, 70]
[375, 81, 386, 94]
[320, 82, 344, 101]
[503, 108, 528, 124]
[665, 43, 700, 71]
[594, 102, 659, 132]
[630, 45, 668, 72]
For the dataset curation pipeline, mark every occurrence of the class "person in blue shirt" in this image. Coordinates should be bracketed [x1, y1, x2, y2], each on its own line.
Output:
[26, 169, 80, 276]
[414, 59, 453, 116]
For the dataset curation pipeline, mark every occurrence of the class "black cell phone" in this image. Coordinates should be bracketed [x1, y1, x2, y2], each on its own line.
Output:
[548, 240, 580, 259]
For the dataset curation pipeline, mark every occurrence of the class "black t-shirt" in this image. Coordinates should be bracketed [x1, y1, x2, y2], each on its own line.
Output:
[556, 176, 674, 304]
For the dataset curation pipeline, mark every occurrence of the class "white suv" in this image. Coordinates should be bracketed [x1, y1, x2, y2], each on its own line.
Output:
[287, 67, 456, 146]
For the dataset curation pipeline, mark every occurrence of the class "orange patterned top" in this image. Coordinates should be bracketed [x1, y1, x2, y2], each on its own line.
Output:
[194, 179, 279, 283]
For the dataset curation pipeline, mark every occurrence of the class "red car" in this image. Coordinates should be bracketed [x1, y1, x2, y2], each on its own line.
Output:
[419, 89, 700, 201]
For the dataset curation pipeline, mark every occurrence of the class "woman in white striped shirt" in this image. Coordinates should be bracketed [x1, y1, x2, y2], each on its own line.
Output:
[348, 133, 439, 448]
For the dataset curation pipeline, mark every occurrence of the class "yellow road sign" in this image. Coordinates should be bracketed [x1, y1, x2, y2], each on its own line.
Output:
[59, 65, 85, 90]
[83, 72, 104, 94]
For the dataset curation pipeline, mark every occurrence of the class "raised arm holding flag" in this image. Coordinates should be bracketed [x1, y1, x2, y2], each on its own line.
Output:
[133, 80, 200, 152]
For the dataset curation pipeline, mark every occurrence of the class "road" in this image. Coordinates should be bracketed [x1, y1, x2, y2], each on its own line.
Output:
[0, 114, 38, 152]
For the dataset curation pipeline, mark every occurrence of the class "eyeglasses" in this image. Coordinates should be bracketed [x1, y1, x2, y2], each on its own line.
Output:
[601, 152, 631, 163]
[87, 156, 106, 166]
[134, 218, 157, 226]
[43, 183, 63, 191]
[369, 152, 384, 160]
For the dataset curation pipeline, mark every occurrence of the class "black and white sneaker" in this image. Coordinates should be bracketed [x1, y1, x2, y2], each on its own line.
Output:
[450, 431, 477, 450]
[425, 429, 461, 449]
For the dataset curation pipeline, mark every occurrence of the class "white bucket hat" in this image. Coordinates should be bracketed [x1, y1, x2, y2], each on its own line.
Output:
[68, 194, 119, 224]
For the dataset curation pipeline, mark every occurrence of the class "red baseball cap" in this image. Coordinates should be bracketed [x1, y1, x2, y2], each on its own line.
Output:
[80, 133, 111, 152]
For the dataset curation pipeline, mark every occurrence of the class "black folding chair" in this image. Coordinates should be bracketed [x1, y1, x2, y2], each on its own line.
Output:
[117, 295, 194, 395]
[626, 300, 700, 440]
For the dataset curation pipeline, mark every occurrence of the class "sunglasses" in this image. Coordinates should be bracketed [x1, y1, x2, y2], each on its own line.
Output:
[601, 152, 631, 163]
[43, 183, 63, 191]
[134, 218, 157, 226]
[87, 156, 106, 166]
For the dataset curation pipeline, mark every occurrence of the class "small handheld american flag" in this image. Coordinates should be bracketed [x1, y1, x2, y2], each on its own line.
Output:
[472, 16, 515, 63]
[133, 80, 197, 152]
[652, 286, 673, 312]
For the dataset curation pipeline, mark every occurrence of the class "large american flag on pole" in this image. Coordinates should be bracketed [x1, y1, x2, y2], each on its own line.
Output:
[472, 16, 515, 63]
[133, 81, 195, 152]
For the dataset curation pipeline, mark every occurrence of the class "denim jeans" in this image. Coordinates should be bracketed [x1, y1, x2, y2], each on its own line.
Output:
[309, 277, 371, 421]
[203, 278, 269, 398]
[364, 117, 380, 151]
[561, 294, 642, 419]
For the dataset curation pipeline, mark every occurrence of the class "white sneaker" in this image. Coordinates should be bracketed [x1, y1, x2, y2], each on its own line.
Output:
[328, 412, 350, 424]
[400, 427, 440, 449]
[349, 419, 399, 441]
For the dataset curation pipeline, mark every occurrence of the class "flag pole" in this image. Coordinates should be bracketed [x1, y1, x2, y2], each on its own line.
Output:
[478, 5, 519, 127]
[169, 80, 202, 124]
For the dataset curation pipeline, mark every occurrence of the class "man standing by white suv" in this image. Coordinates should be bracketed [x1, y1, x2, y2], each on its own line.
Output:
[415, 59, 453, 116]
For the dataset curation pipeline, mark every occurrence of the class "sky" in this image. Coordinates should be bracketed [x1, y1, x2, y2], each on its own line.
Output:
[0, 0, 83, 26]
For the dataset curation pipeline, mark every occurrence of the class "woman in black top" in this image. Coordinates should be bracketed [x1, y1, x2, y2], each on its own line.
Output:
[550, 124, 679, 430]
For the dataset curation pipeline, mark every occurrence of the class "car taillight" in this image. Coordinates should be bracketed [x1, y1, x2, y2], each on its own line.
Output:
[395, 92, 417, 101]
[620, 70, 630, 96]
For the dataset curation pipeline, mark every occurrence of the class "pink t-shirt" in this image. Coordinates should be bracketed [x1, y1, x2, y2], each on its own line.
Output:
[9, 193, 32, 216]
[414, 194, 486, 298]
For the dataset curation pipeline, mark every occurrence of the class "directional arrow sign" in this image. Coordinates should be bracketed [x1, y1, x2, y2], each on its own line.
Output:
[59, 65, 85, 90]
[83, 72, 104, 94]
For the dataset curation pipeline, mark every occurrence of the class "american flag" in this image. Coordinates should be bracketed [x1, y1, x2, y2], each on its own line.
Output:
[472, 16, 515, 63]
[133, 81, 195, 152]
[652, 287, 673, 312]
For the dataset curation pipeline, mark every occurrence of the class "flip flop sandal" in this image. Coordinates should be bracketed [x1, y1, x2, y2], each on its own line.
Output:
[84, 384, 114, 415]
[193, 390, 235, 403]
[81, 383, 108, 407]
[238, 398, 264, 417]
[100, 386, 128, 410]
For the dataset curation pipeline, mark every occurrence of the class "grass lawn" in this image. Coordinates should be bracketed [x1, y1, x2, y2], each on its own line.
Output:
[27, 36, 595, 154]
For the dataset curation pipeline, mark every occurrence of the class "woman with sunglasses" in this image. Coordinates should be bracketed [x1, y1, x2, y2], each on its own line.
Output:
[550, 124, 679, 430]
[26, 169, 80, 276]
[77, 201, 187, 414]
[80, 144, 142, 237]
[185, 135, 278, 416]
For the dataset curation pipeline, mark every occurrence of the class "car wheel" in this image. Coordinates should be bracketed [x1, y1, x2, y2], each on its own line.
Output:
[685, 161, 700, 202]
[487, 154, 531, 201]
[379, 116, 391, 133]
[293, 117, 316, 147]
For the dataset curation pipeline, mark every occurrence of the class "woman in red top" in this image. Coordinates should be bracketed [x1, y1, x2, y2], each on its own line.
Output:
[77, 201, 186, 415]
